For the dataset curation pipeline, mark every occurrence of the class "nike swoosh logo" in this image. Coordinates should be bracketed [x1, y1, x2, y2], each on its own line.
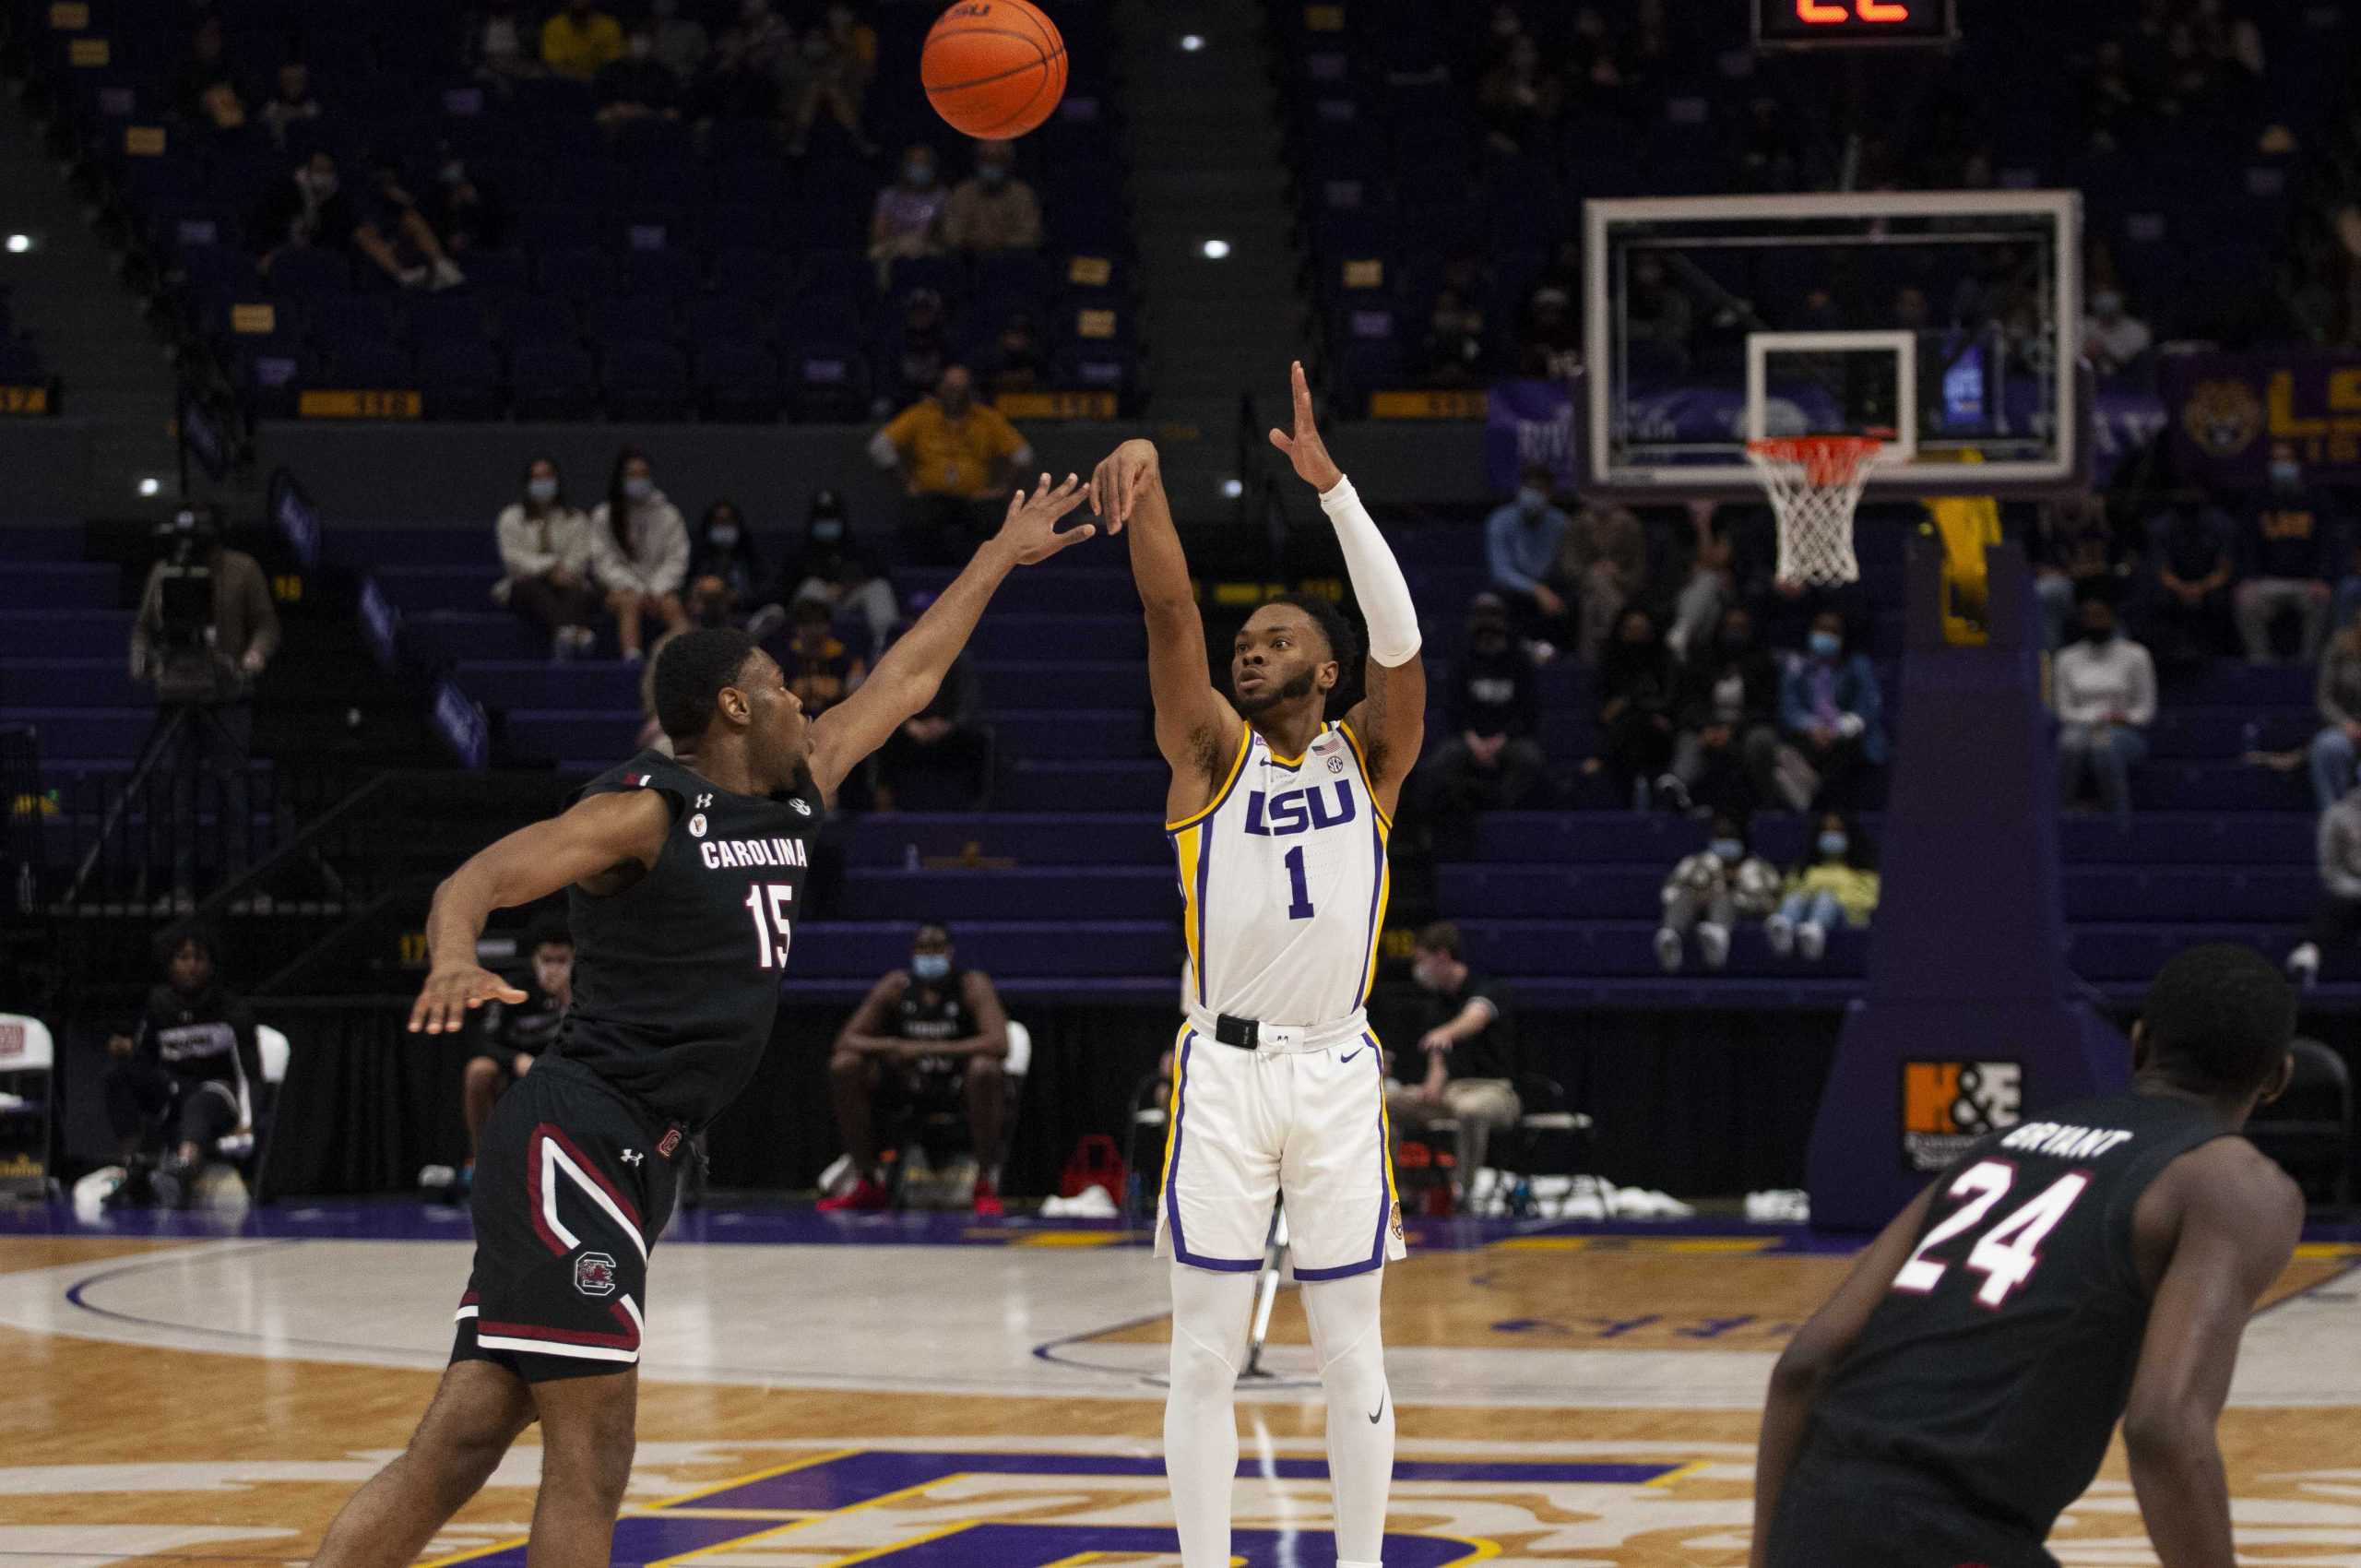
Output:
[1339, 1048, 1364, 1064]
[1368, 1392, 1386, 1423]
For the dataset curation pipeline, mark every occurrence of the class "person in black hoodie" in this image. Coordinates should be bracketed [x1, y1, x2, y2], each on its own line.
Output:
[1420, 593, 1550, 855]
[101, 931, 266, 1206]
[1594, 605, 1679, 807]
[1663, 603, 1792, 816]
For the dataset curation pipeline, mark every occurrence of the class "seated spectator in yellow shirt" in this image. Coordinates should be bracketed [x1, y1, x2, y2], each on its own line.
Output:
[1765, 813, 1880, 962]
[540, 0, 625, 82]
[867, 365, 1037, 564]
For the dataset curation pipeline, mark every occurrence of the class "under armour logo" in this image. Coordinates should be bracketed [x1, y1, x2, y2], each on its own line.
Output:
[620, 1148, 644, 1167]
[696, 794, 714, 809]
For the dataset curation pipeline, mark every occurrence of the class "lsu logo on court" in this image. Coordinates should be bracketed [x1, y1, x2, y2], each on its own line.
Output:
[1901, 1060, 2022, 1173]
[1242, 781, 1357, 837]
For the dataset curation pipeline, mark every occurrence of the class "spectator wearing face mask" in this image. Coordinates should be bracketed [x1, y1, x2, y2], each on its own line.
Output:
[540, 0, 625, 83]
[984, 313, 1049, 398]
[1385, 922, 1520, 1205]
[471, 0, 544, 81]
[2052, 593, 2155, 820]
[595, 24, 682, 125]
[493, 456, 600, 659]
[2032, 493, 2132, 652]
[251, 151, 456, 291]
[885, 288, 954, 410]
[870, 144, 950, 283]
[421, 150, 509, 257]
[587, 446, 691, 660]
[942, 139, 1041, 256]
[686, 500, 762, 631]
[786, 2, 880, 157]
[700, 0, 795, 121]
[1420, 287, 1490, 387]
[772, 597, 867, 718]
[873, 599, 991, 811]
[2140, 495, 2236, 669]
[757, 489, 898, 654]
[1778, 612, 1886, 808]
[1559, 500, 1648, 667]
[2081, 288, 2153, 379]
[647, 0, 709, 79]
[869, 365, 1035, 564]
[1596, 608, 1679, 808]
[1420, 594, 1550, 854]
[2235, 441, 2338, 664]
[1665, 605, 1791, 817]
[356, 156, 469, 291]
[1655, 814, 1781, 973]
[260, 61, 320, 148]
[1484, 466, 1574, 653]
[1766, 813, 1880, 962]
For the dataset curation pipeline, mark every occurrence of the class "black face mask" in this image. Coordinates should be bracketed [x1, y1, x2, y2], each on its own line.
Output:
[2082, 626, 2117, 647]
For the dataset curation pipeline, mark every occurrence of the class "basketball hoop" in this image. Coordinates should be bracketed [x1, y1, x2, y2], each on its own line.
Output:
[1745, 434, 1888, 586]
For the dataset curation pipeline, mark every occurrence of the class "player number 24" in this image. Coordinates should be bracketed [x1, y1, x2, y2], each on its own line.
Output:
[1892, 1159, 2090, 1308]
[743, 883, 794, 969]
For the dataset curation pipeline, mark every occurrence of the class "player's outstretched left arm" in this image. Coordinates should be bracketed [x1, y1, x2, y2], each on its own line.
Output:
[1747, 1182, 1936, 1568]
[1268, 361, 1425, 817]
[808, 474, 1093, 801]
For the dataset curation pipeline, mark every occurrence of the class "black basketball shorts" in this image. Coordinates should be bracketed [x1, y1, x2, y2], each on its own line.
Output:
[450, 1055, 682, 1383]
[1765, 1455, 2058, 1568]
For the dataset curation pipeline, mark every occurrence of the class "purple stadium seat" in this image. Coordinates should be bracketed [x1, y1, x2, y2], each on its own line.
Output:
[508, 341, 598, 421]
[589, 292, 680, 349]
[323, 338, 412, 387]
[600, 338, 692, 420]
[266, 246, 355, 297]
[308, 292, 401, 350]
[683, 294, 772, 350]
[404, 292, 491, 345]
[786, 340, 871, 421]
[515, 204, 605, 252]
[536, 246, 616, 303]
[711, 246, 791, 301]
[494, 293, 578, 347]
[694, 341, 783, 423]
[416, 339, 502, 419]
[621, 247, 700, 298]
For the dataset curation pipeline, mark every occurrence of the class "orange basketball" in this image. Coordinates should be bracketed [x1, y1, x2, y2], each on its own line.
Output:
[922, 0, 1068, 140]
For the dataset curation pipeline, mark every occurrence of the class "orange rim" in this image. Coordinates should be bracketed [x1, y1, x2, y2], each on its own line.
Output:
[1745, 435, 1886, 488]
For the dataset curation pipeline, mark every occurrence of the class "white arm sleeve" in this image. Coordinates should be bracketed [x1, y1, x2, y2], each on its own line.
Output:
[1319, 476, 1421, 667]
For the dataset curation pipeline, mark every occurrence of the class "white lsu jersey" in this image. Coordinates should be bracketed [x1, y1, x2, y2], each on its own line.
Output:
[1168, 719, 1390, 1027]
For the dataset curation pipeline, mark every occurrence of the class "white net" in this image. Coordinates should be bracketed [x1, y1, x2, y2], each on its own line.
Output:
[1745, 435, 1886, 587]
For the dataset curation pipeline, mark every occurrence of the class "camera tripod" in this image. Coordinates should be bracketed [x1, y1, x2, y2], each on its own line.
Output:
[65, 698, 251, 908]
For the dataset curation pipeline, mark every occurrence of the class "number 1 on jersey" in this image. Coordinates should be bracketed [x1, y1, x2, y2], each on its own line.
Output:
[743, 883, 794, 969]
[1283, 845, 1315, 920]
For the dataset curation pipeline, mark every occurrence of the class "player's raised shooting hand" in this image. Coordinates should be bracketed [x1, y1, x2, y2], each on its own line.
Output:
[1088, 438, 1159, 533]
[409, 964, 528, 1036]
[1267, 360, 1344, 493]
[995, 472, 1096, 565]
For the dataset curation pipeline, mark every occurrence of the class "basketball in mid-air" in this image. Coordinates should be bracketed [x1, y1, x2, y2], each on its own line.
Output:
[922, 0, 1068, 140]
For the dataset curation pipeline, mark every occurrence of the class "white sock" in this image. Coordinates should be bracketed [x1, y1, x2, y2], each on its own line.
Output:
[1165, 1263, 1256, 1568]
[1303, 1268, 1394, 1565]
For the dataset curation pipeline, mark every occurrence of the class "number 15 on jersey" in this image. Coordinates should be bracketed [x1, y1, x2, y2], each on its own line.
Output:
[744, 883, 794, 969]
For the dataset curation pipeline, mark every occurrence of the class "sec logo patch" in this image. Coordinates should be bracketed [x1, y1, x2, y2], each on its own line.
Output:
[688, 813, 707, 837]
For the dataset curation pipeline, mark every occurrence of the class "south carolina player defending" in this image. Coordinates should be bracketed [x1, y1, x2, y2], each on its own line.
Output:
[308, 476, 1094, 1568]
[1752, 944, 2304, 1568]
[1091, 362, 1426, 1568]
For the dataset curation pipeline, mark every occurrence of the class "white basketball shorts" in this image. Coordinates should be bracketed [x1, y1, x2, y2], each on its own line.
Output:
[1153, 1013, 1406, 1279]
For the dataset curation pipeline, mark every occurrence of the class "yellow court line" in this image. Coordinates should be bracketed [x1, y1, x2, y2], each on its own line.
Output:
[418, 1533, 532, 1567]
[2295, 1241, 2361, 1260]
[1645, 1458, 1714, 1488]
[1490, 1237, 1588, 1251]
[814, 1520, 981, 1566]
[647, 1445, 862, 1509]
[1014, 1230, 1134, 1248]
[645, 1506, 825, 1520]
[646, 1474, 977, 1568]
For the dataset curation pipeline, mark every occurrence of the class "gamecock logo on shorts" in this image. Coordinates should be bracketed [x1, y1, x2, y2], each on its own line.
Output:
[573, 1251, 619, 1297]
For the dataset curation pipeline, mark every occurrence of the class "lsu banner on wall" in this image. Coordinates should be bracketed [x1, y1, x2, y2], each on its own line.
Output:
[2165, 352, 2361, 489]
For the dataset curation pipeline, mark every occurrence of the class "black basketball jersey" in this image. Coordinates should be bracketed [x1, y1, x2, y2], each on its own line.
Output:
[553, 749, 818, 1130]
[1808, 1089, 2234, 1538]
[895, 969, 972, 1078]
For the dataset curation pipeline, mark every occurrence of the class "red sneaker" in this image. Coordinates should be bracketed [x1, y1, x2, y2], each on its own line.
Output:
[971, 1175, 1005, 1218]
[818, 1177, 890, 1213]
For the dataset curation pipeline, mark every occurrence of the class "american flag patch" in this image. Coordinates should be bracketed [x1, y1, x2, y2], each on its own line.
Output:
[630, 773, 652, 787]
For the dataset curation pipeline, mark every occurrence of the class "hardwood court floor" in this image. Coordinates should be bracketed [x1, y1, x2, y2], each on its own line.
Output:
[4, 1214, 2359, 1567]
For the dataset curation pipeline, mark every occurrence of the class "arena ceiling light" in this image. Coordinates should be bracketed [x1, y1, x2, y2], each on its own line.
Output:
[136, 477, 161, 497]
[4, 234, 30, 254]
[1179, 33, 1205, 52]
[1200, 238, 1231, 259]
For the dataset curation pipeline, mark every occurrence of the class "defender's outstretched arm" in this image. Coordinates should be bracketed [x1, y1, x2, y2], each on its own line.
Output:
[810, 474, 1094, 800]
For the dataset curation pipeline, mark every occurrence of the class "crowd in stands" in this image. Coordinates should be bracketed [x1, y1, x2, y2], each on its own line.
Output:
[30, 0, 1127, 423]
